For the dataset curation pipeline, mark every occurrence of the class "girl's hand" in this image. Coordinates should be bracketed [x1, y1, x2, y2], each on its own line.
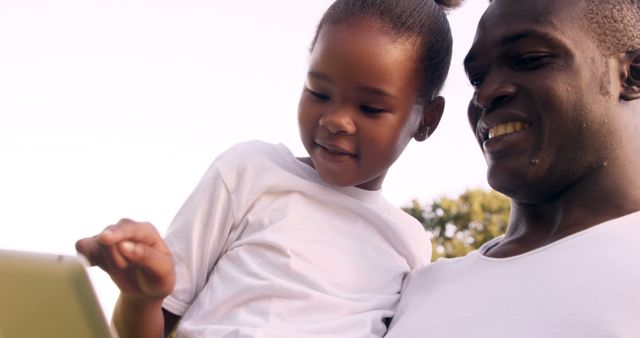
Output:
[75, 219, 176, 301]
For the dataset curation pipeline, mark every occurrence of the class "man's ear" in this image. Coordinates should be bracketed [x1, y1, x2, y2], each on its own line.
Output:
[414, 96, 445, 142]
[621, 49, 640, 101]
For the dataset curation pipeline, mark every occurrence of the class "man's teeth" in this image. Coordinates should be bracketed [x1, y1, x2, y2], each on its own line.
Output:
[488, 121, 530, 139]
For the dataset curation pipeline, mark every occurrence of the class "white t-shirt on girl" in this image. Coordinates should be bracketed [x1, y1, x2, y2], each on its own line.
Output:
[162, 140, 431, 338]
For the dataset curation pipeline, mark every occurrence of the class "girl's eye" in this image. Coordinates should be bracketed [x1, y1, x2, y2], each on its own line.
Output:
[306, 88, 330, 101]
[360, 105, 385, 114]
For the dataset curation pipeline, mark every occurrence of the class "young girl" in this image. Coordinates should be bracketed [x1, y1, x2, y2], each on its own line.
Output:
[76, 0, 462, 337]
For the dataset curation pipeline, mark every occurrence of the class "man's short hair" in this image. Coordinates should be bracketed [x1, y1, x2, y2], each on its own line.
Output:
[583, 0, 640, 54]
[488, 0, 640, 54]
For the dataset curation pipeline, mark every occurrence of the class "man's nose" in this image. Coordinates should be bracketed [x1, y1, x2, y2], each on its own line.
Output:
[473, 75, 517, 111]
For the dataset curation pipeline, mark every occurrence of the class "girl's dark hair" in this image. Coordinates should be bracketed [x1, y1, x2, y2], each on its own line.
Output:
[311, 0, 463, 101]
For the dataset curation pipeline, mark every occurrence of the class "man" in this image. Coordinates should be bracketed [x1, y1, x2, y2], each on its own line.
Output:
[385, 0, 640, 337]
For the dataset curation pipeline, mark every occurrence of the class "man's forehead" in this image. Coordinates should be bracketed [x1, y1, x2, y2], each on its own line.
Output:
[467, 0, 584, 56]
[481, 0, 580, 32]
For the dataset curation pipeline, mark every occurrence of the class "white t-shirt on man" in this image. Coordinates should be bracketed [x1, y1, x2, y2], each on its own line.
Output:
[162, 140, 430, 337]
[386, 211, 640, 338]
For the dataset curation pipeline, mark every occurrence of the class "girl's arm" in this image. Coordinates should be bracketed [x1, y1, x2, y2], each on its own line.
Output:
[111, 294, 165, 338]
[76, 219, 176, 338]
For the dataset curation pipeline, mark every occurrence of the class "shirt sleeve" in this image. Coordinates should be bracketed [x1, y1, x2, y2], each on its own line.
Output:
[162, 163, 239, 316]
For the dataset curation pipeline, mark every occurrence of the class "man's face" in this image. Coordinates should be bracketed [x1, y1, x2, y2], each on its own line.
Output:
[464, 0, 621, 202]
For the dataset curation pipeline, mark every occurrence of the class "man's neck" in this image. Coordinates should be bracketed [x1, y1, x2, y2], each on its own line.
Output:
[486, 164, 640, 258]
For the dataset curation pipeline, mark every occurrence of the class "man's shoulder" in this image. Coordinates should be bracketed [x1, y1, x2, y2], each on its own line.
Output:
[408, 251, 480, 282]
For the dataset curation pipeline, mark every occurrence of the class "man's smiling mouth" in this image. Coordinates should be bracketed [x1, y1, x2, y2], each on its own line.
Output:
[487, 121, 531, 140]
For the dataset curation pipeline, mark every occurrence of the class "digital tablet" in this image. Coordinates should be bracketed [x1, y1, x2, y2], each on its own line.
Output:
[0, 249, 116, 338]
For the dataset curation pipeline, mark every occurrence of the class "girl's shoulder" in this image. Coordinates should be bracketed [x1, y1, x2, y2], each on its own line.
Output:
[214, 140, 290, 168]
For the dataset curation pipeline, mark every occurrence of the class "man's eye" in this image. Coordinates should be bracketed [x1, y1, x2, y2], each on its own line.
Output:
[360, 105, 385, 114]
[306, 88, 330, 101]
[469, 74, 485, 89]
[514, 54, 549, 69]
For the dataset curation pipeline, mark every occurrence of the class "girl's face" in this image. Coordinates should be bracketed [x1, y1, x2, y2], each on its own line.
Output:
[298, 19, 440, 190]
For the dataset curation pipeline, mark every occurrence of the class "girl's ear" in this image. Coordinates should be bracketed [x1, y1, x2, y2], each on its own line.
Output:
[621, 49, 640, 101]
[414, 96, 445, 142]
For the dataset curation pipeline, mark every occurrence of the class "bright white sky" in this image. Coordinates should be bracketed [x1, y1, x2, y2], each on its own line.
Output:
[0, 0, 489, 319]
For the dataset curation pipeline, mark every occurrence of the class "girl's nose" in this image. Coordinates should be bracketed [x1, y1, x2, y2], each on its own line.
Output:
[319, 107, 356, 135]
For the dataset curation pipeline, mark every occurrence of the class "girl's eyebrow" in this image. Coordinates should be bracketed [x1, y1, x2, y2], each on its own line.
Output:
[356, 85, 398, 101]
[308, 70, 397, 100]
[307, 71, 332, 84]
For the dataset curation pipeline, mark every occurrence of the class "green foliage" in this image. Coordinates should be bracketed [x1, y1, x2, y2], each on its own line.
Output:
[403, 189, 510, 260]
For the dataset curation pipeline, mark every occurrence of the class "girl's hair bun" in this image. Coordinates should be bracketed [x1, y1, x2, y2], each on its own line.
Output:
[434, 0, 463, 10]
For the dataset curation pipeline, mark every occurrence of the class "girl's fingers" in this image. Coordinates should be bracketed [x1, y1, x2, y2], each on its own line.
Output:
[102, 239, 129, 270]
[75, 236, 128, 270]
[75, 236, 104, 266]
[78, 219, 173, 287]
[97, 219, 168, 253]
[117, 241, 176, 295]
[118, 242, 174, 277]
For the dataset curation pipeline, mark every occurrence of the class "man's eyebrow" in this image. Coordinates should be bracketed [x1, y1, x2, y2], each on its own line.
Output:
[464, 29, 565, 68]
[500, 30, 565, 46]
[463, 52, 478, 69]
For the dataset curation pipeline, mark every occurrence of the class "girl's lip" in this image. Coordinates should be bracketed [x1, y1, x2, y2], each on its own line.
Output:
[315, 140, 357, 157]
